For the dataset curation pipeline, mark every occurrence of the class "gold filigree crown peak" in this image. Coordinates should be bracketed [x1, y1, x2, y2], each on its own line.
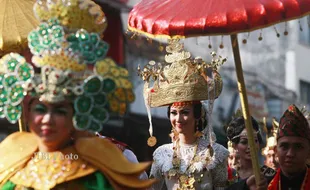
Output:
[138, 39, 226, 107]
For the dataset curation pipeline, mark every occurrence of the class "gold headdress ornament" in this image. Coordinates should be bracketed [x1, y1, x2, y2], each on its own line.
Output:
[226, 108, 243, 152]
[301, 106, 310, 124]
[138, 39, 226, 146]
[262, 117, 279, 155]
[0, 0, 134, 132]
[231, 108, 243, 120]
[33, 0, 107, 33]
[138, 39, 225, 107]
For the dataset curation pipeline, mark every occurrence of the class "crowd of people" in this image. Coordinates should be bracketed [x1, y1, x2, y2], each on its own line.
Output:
[0, 0, 310, 190]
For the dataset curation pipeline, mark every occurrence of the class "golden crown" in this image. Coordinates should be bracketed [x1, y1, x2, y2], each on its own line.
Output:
[138, 39, 226, 107]
[262, 118, 278, 155]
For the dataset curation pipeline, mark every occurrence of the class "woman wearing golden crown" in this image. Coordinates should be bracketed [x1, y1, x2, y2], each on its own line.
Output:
[138, 40, 229, 190]
[225, 113, 275, 189]
[262, 118, 280, 170]
[0, 0, 155, 189]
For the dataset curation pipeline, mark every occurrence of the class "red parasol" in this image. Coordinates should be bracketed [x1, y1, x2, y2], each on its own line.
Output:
[128, 0, 310, 183]
[128, 0, 310, 37]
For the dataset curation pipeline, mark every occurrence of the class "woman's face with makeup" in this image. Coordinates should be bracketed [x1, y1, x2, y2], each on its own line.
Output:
[28, 99, 74, 148]
[235, 129, 260, 161]
[169, 104, 196, 135]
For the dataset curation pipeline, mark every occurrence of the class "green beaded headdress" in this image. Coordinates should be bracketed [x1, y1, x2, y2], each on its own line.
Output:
[0, 0, 134, 132]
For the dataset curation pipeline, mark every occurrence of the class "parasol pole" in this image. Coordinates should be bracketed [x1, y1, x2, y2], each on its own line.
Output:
[230, 34, 261, 183]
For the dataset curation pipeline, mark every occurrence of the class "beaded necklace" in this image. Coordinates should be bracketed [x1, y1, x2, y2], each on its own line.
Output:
[168, 138, 212, 190]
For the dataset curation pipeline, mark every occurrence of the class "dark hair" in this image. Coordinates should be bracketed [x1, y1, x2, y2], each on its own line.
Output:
[226, 116, 263, 144]
[167, 102, 207, 131]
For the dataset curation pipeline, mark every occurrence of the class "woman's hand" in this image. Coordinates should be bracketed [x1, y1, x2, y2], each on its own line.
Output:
[246, 173, 268, 190]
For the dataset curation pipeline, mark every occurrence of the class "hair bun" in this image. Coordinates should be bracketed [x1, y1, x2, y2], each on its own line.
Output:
[226, 125, 235, 140]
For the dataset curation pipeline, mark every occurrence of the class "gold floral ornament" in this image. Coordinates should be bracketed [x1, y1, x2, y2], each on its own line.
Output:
[34, 0, 107, 33]
[95, 58, 135, 115]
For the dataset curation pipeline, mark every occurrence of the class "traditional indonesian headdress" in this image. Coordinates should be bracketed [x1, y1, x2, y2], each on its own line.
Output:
[138, 39, 226, 146]
[226, 108, 262, 148]
[278, 104, 310, 140]
[262, 118, 279, 156]
[226, 109, 243, 154]
[0, 0, 134, 132]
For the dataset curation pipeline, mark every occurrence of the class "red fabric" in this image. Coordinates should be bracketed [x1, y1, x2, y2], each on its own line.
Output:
[268, 168, 281, 190]
[128, 0, 310, 37]
[278, 104, 310, 140]
[268, 168, 310, 189]
[102, 7, 124, 64]
[172, 101, 201, 107]
[227, 166, 233, 181]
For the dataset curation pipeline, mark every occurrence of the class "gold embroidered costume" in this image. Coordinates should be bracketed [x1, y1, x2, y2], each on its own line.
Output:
[138, 40, 229, 190]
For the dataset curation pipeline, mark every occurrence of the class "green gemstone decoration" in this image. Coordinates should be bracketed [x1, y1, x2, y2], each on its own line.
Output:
[6, 58, 18, 72]
[0, 87, 8, 106]
[73, 114, 90, 130]
[43, 38, 52, 46]
[90, 33, 99, 45]
[17, 63, 34, 82]
[5, 104, 22, 124]
[74, 95, 93, 114]
[83, 51, 96, 64]
[88, 120, 102, 132]
[9, 83, 25, 106]
[67, 29, 109, 65]
[69, 42, 81, 52]
[73, 75, 116, 132]
[93, 93, 107, 106]
[39, 23, 48, 35]
[67, 34, 78, 42]
[84, 77, 102, 94]
[28, 32, 39, 40]
[3, 75, 18, 88]
[28, 19, 65, 55]
[52, 26, 64, 38]
[76, 30, 90, 42]
[95, 49, 105, 57]
[48, 18, 60, 27]
[91, 107, 109, 123]
[97, 41, 109, 52]
[82, 42, 93, 52]
[102, 78, 116, 93]
[0, 53, 34, 124]
[0, 74, 4, 82]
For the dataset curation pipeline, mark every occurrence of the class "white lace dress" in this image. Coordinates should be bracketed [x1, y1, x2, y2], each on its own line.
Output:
[150, 138, 229, 190]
